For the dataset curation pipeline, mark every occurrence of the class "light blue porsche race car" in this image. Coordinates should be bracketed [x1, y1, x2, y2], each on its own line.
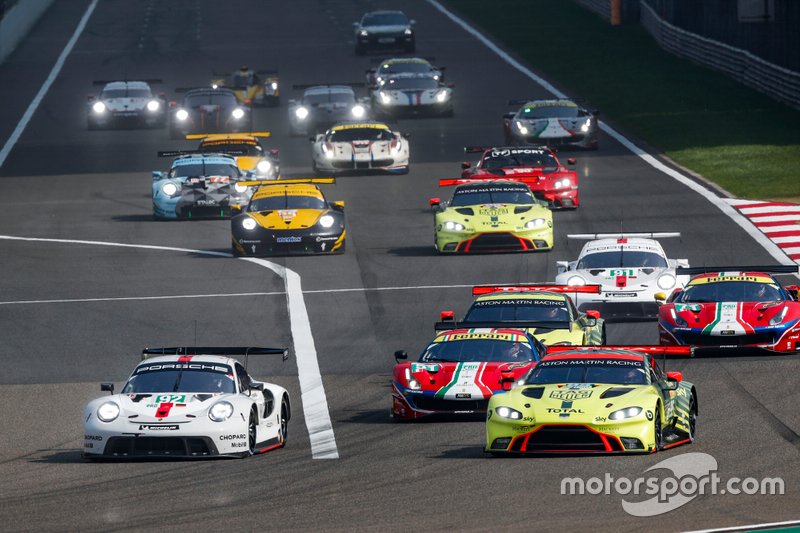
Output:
[152, 151, 253, 219]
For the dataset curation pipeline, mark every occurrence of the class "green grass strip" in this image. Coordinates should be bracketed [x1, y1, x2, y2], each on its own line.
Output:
[446, 0, 800, 199]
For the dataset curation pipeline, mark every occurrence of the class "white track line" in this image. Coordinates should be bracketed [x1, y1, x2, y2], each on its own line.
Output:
[0, 234, 339, 459]
[426, 0, 798, 277]
[0, 0, 99, 169]
[684, 519, 800, 533]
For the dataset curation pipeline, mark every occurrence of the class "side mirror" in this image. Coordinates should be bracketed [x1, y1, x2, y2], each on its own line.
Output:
[269, 149, 280, 156]
[152, 171, 164, 180]
[567, 158, 576, 165]
[555, 260, 569, 274]
[666, 371, 683, 383]
[169, 101, 177, 108]
[439, 66, 447, 72]
[402, 132, 411, 139]
[394, 350, 408, 362]
[230, 205, 243, 215]
[309, 136, 316, 142]
[785, 285, 799, 301]
[503, 112, 515, 120]
[585, 310, 600, 319]
[87, 95, 96, 101]
[410, 19, 416, 25]
[352, 22, 359, 28]
[676, 259, 690, 268]
[332, 201, 345, 211]
[654, 292, 667, 303]
[461, 162, 471, 169]
[101, 383, 114, 394]
[440, 310, 455, 322]
[248, 382, 264, 391]
[429, 197, 441, 209]
[447, 83, 456, 89]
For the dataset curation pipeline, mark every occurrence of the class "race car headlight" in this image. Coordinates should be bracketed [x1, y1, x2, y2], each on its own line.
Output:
[234, 182, 248, 193]
[444, 221, 466, 231]
[580, 119, 591, 132]
[321, 142, 334, 159]
[525, 218, 546, 229]
[567, 275, 586, 287]
[609, 406, 642, 421]
[92, 101, 106, 114]
[97, 401, 120, 423]
[495, 406, 523, 420]
[554, 178, 572, 189]
[657, 273, 677, 290]
[256, 160, 272, 174]
[359, 29, 369, 36]
[515, 121, 528, 135]
[146, 100, 160, 112]
[404, 28, 413, 35]
[379, 91, 391, 104]
[351, 104, 366, 119]
[407, 378, 421, 390]
[319, 215, 335, 228]
[231, 107, 245, 120]
[175, 109, 189, 121]
[209, 401, 234, 422]
[769, 306, 788, 325]
[295, 106, 309, 120]
[270, 82, 278, 90]
[241, 217, 257, 230]
[670, 308, 688, 327]
[435, 90, 449, 103]
[161, 182, 179, 196]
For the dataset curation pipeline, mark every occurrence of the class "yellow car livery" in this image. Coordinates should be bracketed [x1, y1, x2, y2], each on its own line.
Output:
[190, 132, 279, 179]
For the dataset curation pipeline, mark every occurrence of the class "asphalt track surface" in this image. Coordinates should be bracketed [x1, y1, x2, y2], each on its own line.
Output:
[0, 1, 798, 531]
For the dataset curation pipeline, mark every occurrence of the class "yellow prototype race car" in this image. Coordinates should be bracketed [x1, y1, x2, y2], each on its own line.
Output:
[189, 132, 280, 180]
[211, 67, 280, 107]
[485, 345, 697, 455]
[429, 178, 553, 253]
[231, 178, 345, 256]
[439, 285, 606, 347]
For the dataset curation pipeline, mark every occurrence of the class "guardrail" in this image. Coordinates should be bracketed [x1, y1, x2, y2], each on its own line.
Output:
[0, 0, 54, 65]
[640, 1, 800, 108]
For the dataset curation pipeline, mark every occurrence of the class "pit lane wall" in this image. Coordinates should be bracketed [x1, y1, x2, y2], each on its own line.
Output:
[0, 0, 55, 65]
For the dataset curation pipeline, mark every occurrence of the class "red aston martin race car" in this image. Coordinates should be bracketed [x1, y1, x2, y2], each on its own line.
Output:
[460, 146, 579, 209]
[391, 328, 546, 420]
[657, 266, 800, 354]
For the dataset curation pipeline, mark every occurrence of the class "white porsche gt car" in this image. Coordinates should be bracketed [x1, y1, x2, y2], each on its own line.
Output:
[371, 73, 454, 117]
[87, 80, 167, 129]
[83, 347, 291, 459]
[554, 233, 689, 319]
[311, 121, 409, 174]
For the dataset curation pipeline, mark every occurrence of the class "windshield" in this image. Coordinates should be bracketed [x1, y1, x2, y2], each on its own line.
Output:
[464, 298, 571, 323]
[363, 13, 408, 26]
[677, 281, 783, 303]
[327, 128, 394, 142]
[185, 93, 237, 107]
[304, 92, 354, 105]
[379, 62, 432, 75]
[249, 194, 327, 211]
[232, 73, 256, 86]
[482, 151, 558, 170]
[450, 185, 536, 206]
[201, 143, 262, 156]
[421, 339, 535, 363]
[577, 251, 668, 269]
[123, 364, 236, 394]
[383, 78, 439, 90]
[520, 105, 583, 119]
[170, 163, 239, 178]
[526, 358, 647, 385]
[102, 88, 151, 99]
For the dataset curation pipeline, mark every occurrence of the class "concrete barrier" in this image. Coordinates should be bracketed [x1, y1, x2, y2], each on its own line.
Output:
[0, 0, 55, 65]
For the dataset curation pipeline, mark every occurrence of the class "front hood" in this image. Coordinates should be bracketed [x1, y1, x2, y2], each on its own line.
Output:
[500, 383, 652, 423]
[396, 361, 533, 398]
[102, 97, 148, 111]
[671, 301, 790, 334]
[519, 118, 585, 138]
[249, 208, 325, 229]
[329, 140, 393, 157]
[362, 24, 409, 34]
[577, 267, 671, 290]
[115, 392, 225, 422]
[383, 89, 440, 105]
[438, 203, 551, 231]
[235, 156, 260, 171]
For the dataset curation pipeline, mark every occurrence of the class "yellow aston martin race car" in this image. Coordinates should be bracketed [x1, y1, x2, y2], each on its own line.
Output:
[485, 345, 697, 455]
[189, 132, 280, 180]
[231, 178, 345, 256]
[439, 285, 606, 346]
[429, 178, 553, 253]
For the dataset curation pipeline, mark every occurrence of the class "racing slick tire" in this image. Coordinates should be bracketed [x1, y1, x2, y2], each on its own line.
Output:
[652, 403, 663, 452]
[687, 395, 697, 443]
[279, 399, 289, 447]
[600, 324, 607, 345]
[247, 410, 258, 456]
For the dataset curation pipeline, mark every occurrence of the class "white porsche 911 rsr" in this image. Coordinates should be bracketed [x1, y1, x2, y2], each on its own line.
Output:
[83, 347, 290, 459]
[311, 121, 409, 174]
[554, 233, 690, 319]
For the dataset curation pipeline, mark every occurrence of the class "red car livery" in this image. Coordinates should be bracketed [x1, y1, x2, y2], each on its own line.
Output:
[391, 328, 545, 420]
[658, 267, 800, 354]
[460, 146, 579, 209]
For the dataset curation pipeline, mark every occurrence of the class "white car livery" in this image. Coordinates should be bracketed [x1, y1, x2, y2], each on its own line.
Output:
[83, 347, 290, 459]
[372, 73, 453, 117]
[311, 121, 410, 174]
[554, 233, 690, 319]
[87, 80, 166, 129]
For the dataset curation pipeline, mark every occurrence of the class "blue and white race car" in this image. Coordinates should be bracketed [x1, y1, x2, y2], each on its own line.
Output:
[152, 152, 252, 219]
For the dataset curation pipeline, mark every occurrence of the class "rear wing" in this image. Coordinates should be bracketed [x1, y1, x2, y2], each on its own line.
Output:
[158, 150, 244, 157]
[292, 83, 365, 90]
[544, 345, 694, 357]
[508, 97, 582, 105]
[142, 346, 289, 361]
[92, 78, 163, 86]
[438, 178, 541, 187]
[434, 320, 570, 332]
[568, 232, 681, 240]
[472, 284, 602, 296]
[235, 178, 335, 188]
[186, 132, 272, 140]
[676, 265, 800, 276]
[464, 146, 491, 154]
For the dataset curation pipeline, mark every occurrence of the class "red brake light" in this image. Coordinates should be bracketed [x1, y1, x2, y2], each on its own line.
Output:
[472, 285, 602, 296]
